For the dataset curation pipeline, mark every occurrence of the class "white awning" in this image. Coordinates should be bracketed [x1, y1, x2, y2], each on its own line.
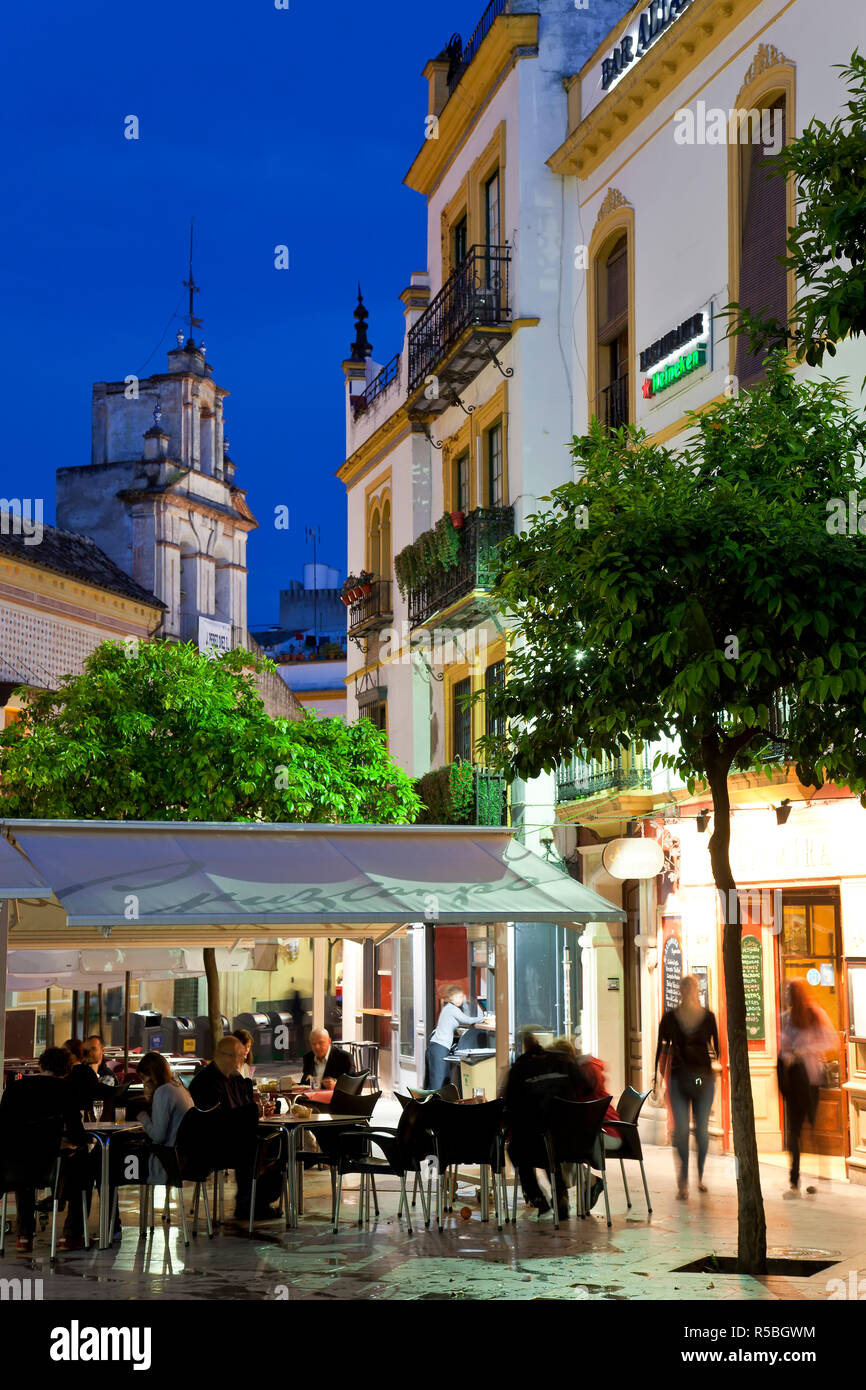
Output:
[0, 820, 625, 948]
[6, 946, 253, 990]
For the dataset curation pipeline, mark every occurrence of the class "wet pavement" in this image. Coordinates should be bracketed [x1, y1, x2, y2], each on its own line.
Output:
[7, 1139, 864, 1301]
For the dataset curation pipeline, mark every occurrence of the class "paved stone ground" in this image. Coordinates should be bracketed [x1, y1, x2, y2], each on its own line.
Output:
[7, 1132, 864, 1302]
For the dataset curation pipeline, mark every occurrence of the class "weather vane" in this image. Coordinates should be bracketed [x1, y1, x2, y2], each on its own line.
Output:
[183, 218, 202, 343]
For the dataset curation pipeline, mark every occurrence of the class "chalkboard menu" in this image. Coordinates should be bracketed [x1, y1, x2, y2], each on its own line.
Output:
[741, 935, 764, 1040]
[663, 936, 683, 1011]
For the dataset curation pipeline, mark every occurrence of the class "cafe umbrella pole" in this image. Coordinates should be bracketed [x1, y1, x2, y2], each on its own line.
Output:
[123, 970, 130, 1078]
[46, 986, 51, 1048]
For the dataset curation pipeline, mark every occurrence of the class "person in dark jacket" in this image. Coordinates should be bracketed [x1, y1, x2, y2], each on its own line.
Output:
[301, 1030, 354, 1090]
[188, 1036, 281, 1221]
[67, 1035, 117, 1121]
[0, 1047, 92, 1251]
[504, 1030, 587, 1219]
[655, 975, 720, 1199]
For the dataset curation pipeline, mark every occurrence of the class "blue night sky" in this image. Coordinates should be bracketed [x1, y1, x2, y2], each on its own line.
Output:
[0, 0, 478, 625]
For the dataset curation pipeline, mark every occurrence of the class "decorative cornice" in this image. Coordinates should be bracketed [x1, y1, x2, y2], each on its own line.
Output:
[596, 188, 632, 226]
[737, 42, 793, 100]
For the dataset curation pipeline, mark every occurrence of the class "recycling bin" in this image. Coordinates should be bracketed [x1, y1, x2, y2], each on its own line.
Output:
[161, 1016, 198, 1054]
[456, 1048, 497, 1101]
[195, 1014, 231, 1059]
[120, 1010, 163, 1051]
[232, 1012, 274, 1062]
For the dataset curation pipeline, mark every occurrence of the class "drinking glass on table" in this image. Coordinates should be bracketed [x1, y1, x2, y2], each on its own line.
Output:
[92, 1098, 104, 1123]
[472, 1088, 486, 1103]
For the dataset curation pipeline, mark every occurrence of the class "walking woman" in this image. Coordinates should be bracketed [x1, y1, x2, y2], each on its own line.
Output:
[655, 975, 720, 1199]
[425, 986, 488, 1090]
[778, 979, 837, 1198]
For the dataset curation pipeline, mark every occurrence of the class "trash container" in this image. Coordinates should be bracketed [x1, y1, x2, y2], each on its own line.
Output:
[232, 1012, 274, 1063]
[456, 1049, 497, 1101]
[122, 1010, 163, 1051]
[162, 1016, 198, 1055]
[195, 1015, 231, 1059]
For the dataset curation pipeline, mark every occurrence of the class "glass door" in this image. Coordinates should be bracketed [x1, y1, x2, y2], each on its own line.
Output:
[778, 893, 847, 1156]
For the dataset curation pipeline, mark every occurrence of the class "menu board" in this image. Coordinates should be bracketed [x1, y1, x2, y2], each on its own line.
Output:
[741, 935, 764, 1040]
[663, 936, 683, 1012]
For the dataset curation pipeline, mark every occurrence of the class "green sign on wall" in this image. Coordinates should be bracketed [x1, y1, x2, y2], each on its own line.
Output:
[741, 935, 764, 1040]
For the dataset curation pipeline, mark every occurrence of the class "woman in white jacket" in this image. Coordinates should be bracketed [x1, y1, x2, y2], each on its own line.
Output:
[137, 1051, 195, 1184]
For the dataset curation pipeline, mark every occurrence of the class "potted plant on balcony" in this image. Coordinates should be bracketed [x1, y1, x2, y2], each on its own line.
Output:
[341, 575, 359, 606]
[434, 514, 461, 571]
[358, 570, 374, 596]
[450, 510, 465, 530]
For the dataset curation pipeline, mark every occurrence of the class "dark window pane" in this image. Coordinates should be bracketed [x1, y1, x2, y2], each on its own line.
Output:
[453, 677, 472, 762]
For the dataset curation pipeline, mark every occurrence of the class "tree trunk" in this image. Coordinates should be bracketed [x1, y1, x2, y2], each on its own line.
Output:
[704, 754, 767, 1274]
[203, 947, 224, 1059]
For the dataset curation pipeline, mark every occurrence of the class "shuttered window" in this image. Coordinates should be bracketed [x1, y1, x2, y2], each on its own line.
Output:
[735, 97, 788, 387]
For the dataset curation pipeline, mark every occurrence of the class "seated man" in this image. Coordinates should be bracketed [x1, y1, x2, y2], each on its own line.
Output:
[301, 1029, 353, 1091]
[67, 1035, 118, 1121]
[189, 1036, 281, 1222]
[503, 1030, 587, 1220]
[0, 1046, 92, 1252]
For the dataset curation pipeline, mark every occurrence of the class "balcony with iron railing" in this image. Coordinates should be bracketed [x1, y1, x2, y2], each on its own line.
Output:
[444, 0, 510, 96]
[348, 579, 393, 637]
[595, 375, 629, 434]
[556, 748, 652, 803]
[407, 244, 512, 408]
[351, 354, 401, 418]
[401, 505, 514, 629]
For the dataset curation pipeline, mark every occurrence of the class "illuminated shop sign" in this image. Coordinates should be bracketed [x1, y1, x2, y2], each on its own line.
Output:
[601, 0, 696, 92]
[643, 344, 706, 397]
[640, 312, 705, 374]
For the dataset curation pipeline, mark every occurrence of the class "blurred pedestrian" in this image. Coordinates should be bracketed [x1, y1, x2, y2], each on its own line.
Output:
[655, 975, 719, 1199]
[777, 979, 837, 1198]
[505, 1029, 585, 1218]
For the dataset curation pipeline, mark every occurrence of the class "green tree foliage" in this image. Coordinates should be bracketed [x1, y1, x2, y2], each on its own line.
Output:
[0, 640, 420, 825]
[481, 357, 866, 1272]
[725, 52, 866, 366]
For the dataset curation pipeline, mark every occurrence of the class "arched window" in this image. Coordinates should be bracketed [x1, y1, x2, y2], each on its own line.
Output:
[595, 233, 629, 431]
[734, 93, 788, 388]
[381, 499, 391, 579]
[368, 506, 381, 577]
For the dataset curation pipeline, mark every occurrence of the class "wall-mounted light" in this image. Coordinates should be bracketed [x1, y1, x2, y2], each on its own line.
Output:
[775, 799, 792, 826]
[696, 810, 710, 833]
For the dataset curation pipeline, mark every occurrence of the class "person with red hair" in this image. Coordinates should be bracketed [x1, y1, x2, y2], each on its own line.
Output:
[778, 979, 837, 1197]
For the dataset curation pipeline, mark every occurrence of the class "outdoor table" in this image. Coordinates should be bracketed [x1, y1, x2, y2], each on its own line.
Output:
[258, 1113, 369, 1228]
[83, 1121, 145, 1248]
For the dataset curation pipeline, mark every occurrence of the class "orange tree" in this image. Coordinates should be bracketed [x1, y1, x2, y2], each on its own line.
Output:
[480, 356, 866, 1273]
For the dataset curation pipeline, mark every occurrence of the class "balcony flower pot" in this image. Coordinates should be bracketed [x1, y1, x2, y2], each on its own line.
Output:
[450, 511, 465, 530]
[359, 581, 372, 596]
[341, 593, 352, 607]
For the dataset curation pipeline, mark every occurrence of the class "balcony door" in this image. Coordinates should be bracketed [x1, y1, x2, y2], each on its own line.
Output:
[595, 234, 630, 431]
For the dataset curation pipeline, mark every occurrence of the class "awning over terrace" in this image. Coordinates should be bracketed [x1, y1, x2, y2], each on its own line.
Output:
[5, 947, 254, 991]
[0, 820, 625, 948]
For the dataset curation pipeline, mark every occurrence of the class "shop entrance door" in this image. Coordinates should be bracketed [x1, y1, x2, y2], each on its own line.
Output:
[778, 893, 847, 1157]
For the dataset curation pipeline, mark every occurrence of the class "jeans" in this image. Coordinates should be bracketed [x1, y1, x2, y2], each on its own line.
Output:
[785, 1073, 819, 1187]
[669, 1070, 715, 1185]
[426, 1042, 452, 1091]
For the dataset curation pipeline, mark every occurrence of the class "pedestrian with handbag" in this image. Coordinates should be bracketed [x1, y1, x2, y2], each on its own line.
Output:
[655, 975, 720, 1199]
[777, 978, 837, 1198]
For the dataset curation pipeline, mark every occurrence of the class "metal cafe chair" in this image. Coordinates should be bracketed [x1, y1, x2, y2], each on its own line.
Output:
[546, 1095, 613, 1227]
[506, 1071, 576, 1224]
[0, 1116, 89, 1260]
[144, 1107, 222, 1244]
[611, 1086, 654, 1214]
[425, 1095, 507, 1231]
[294, 1090, 380, 1220]
[332, 1099, 432, 1234]
[332, 1070, 369, 1098]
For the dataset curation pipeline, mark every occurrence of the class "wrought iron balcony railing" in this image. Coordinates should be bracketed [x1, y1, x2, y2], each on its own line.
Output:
[351, 354, 401, 417]
[445, 0, 509, 95]
[348, 579, 393, 636]
[404, 505, 514, 628]
[408, 245, 511, 395]
[556, 750, 652, 803]
[596, 375, 629, 434]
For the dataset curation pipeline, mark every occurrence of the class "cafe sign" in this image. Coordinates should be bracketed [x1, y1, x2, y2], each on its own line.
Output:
[601, 0, 697, 92]
[640, 309, 709, 398]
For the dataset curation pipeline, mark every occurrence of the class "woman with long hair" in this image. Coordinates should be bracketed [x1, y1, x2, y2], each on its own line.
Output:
[137, 1051, 194, 1184]
[655, 975, 719, 1199]
[778, 979, 837, 1198]
[231, 1028, 254, 1080]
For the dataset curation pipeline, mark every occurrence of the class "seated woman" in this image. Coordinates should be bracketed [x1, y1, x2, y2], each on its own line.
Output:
[137, 1051, 195, 1184]
[231, 1028, 255, 1081]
